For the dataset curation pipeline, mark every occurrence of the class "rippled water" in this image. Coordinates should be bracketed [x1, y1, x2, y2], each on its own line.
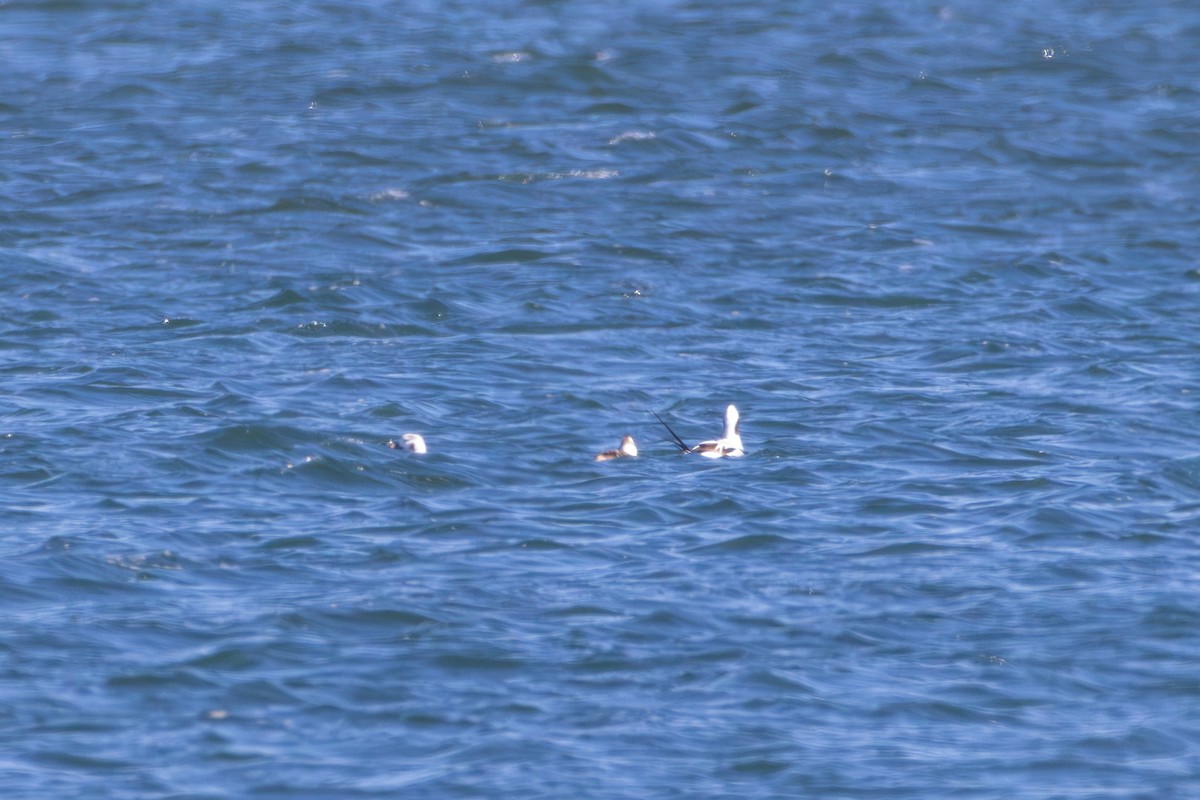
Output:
[4, 1, 1200, 797]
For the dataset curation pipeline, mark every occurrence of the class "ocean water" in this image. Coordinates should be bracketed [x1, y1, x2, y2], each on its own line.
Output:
[3, 1, 1200, 797]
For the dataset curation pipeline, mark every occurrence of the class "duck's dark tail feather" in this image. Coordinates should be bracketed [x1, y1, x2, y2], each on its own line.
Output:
[652, 410, 691, 453]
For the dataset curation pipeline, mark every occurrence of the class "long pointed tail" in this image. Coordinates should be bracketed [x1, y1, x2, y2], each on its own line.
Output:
[652, 410, 691, 453]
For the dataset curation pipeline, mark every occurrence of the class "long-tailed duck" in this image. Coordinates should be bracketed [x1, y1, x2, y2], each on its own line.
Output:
[388, 433, 427, 454]
[654, 404, 745, 459]
[595, 434, 638, 461]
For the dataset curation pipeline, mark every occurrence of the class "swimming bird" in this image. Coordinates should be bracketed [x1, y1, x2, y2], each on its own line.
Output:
[653, 404, 745, 459]
[388, 433, 427, 454]
[595, 434, 638, 462]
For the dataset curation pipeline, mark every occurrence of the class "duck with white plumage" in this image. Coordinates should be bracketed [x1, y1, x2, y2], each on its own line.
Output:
[387, 433, 427, 454]
[653, 404, 745, 459]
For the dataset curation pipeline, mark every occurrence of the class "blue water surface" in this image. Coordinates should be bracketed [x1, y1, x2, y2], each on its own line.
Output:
[3, 1, 1200, 798]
